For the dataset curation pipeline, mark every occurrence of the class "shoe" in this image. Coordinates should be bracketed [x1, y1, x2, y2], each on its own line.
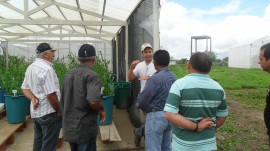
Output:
[134, 129, 141, 147]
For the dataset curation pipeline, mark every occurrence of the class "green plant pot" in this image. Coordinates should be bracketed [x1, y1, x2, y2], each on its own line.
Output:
[97, 95, 114, 125]
[5, 95, 27, 124]
[114, 82, 131, 109]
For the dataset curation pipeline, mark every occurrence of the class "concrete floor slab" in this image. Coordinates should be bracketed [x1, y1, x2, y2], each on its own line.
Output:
[2, 106, 145, 151]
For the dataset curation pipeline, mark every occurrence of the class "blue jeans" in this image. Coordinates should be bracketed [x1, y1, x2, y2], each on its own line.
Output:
[32, 112, 61, 151]
[145, 111, 172, 151]
[69, 136, 97, 151]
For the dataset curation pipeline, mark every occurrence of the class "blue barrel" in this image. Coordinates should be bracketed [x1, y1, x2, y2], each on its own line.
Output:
[5, 95, 27, 124]
[0, 88, 5, 103]
[98, 95, 114, 125]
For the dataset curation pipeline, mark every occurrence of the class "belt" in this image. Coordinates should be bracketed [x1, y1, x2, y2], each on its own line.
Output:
[146, 108, 160, 113]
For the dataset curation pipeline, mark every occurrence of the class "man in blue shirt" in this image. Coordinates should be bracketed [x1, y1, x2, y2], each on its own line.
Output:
[137, 49, 176, 151]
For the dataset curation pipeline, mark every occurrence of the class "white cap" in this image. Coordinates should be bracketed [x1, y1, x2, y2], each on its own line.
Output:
[141, 43, 152, 52]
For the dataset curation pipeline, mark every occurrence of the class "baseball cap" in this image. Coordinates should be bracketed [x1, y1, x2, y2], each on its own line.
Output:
[78, 44, 96, 58]
[36, 43, 57, 54]
[141, 43, 152, 52]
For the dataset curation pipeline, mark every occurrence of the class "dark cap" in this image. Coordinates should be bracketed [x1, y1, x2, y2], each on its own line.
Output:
[78, 44, 96, 58]
[36, 43, 57, 54]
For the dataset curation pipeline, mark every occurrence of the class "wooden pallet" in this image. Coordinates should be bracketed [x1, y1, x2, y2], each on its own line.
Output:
[0, 109, 5, 120]
[99, 121, 122, 143]
[0, 115, 30, 151]
[0, 116, 63, 151]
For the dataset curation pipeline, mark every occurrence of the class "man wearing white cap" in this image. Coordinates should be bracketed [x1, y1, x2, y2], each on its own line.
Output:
[128, 43, 156, 147]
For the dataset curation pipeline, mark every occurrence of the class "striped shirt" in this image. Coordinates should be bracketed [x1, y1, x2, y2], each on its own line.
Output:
[137, 67, 176, 112]
[61, 64, 102, 143]
[21, 58, 60, 118]
[164, 73, 228, 151]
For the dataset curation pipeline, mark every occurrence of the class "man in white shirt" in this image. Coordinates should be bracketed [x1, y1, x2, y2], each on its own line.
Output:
[128, 43, 156, 147]
[22, 43, 62, 151]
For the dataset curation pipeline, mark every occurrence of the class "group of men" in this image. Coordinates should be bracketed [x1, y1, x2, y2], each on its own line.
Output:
[20, 41, 270, 151]
[129, 43, 228, 151]
[22, 43, 105, 151]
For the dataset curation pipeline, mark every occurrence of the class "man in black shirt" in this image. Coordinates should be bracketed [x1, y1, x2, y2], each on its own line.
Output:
[61, 44, 106, 151]
[258, 42, 270, 147]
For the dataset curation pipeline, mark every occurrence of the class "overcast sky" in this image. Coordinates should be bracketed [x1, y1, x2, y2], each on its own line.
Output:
[159, 0, 270, 59]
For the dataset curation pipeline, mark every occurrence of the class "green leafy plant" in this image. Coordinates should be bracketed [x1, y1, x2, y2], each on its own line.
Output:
[0, 55, 5, 88]
[53, 57, 69, 87]
[0, 55, 29, 95]
[53, 53, 79, 88]
[52, 52, 114, 96]
[92, 51, 114, 96]
[66, 53, 79, 70]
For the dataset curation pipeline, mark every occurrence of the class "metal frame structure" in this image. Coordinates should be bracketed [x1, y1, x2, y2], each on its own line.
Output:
[191, 35, 212, 55]
[0, 0, 141, 43]
[0, 0, 160, 81]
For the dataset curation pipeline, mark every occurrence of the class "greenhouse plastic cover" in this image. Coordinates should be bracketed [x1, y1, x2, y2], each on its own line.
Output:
[229, 36, 270, 69]
[0, 0, 141, 42]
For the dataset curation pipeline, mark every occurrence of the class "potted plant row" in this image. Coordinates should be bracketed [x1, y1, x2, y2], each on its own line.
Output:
[53, 52, 115, 125]
[92, 53, 115, 125]
[0, 55, 30, 124]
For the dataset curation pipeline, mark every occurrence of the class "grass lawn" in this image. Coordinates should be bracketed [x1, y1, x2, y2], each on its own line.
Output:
[170, 63, 270, 150]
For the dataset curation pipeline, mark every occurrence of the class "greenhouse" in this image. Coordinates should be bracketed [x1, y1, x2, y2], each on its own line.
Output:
[228, 36, 270, 69]
[0, 0, 160, 81]
[0, 0, 161, 150]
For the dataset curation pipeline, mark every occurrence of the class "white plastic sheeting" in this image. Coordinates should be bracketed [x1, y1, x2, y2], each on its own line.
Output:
[7, 42, 113, 70]
[229, 36, 270, 69]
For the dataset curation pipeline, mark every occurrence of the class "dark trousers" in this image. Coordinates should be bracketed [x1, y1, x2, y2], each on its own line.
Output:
[135, 123, 145, 137]
[32, 112, 61, 151]
[264, 101, 270, 136]
[69, 136, 97, 151]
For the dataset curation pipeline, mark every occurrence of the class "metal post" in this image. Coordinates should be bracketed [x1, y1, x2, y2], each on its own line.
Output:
[153, 0, 160, 51]
[5, 41, 8, 70]
[125, 24, 129, 82]
[210, 37, 212, 52]
[116, 34, 119, 81]
[195, 40, 197, 53]
[206, 38, 208, 51]
[191, 37, 193, 55]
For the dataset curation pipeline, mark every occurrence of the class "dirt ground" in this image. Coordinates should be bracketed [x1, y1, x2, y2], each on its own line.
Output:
[217, 99, 269, 150]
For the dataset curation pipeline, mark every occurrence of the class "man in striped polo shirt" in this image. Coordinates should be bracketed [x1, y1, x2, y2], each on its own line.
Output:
[164, 52, 228, 151]
[22, 43, 62, 151]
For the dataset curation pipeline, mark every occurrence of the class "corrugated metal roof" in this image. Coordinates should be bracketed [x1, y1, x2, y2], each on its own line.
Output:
[0, 0, 142, 42]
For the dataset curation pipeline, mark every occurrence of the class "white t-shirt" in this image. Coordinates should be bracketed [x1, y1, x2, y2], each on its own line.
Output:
[133, 61, 156, 92]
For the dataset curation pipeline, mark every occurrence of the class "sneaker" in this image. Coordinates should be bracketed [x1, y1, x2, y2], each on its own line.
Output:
[134, 129, 141, 147]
